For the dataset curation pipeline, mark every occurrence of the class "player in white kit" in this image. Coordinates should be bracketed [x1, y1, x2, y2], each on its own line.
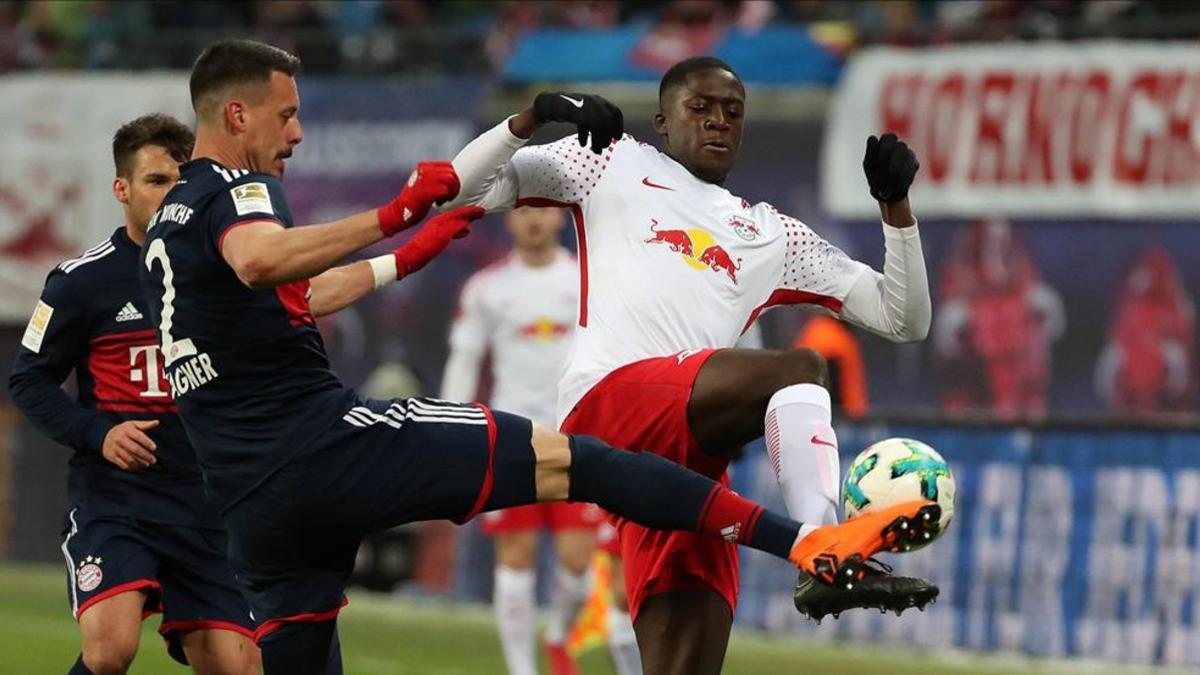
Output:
[442, 206, 640, 675]
[445, 57, 939, 674]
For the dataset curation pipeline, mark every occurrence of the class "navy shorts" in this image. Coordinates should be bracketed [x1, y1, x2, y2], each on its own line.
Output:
[222, 396, 537, 639]
[60, 504, 256, 664]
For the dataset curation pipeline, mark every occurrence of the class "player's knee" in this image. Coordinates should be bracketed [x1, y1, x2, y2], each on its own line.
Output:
[558, 545, 592, 575]
[775, 348, 828, 390]
[209, 649, 260, 675]
[82, 639, 138, 675]
[185, 634, 261, 675]
[496, 534, 538, 569]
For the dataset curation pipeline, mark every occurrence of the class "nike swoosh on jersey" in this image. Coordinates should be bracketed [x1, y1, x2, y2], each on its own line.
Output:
[810, 435, 838, 448]
[560, 94, 585, 108]
[642, 177, 675, 191]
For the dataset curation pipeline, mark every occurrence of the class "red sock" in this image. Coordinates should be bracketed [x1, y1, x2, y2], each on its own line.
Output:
[697, 484, 800, 558]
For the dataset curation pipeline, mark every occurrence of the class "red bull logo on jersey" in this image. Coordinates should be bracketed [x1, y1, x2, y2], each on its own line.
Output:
[645, 220, 742, 284]
[518, 317, 570, 342]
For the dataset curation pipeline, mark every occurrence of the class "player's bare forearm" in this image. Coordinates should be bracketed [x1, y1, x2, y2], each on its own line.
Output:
[308, 261, 375, 317]
[879, 198, 916, 228]
[222, 211, 384, 289]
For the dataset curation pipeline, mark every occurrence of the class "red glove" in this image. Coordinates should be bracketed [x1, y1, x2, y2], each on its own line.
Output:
[377, 161, 462, 236]
[393, 206, 485, 279]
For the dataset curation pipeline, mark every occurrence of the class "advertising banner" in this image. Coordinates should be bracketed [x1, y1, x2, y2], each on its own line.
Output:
[0, 75, 484, 335]
[822, 44, 1200, 219]
[0, 74, 192, 323]
[734, 422, 1200, 667]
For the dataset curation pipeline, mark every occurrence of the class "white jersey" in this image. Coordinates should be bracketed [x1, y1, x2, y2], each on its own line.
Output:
[441, 249, 577, 426]
[449, 124, 931, 427]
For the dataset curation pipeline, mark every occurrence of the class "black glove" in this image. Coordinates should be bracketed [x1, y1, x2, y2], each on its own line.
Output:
[533, 91, 625, 155]
[862, 133, 919, 203]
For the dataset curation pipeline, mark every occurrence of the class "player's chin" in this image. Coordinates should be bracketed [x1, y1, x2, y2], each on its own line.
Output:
[693, 157, 733, 184]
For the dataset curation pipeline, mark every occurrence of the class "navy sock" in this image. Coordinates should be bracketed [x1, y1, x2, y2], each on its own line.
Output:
[68, 655, 94, 675]
[260, 619, 343, 675]
[567, 435, 801, 559]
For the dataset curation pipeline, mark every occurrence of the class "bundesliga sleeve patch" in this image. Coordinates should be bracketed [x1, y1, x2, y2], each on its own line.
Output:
[231, 182, 273, 216]
[21, 300, 53, 353]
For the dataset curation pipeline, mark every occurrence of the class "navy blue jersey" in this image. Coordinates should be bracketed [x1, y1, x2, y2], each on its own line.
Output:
[140, 158, 351, 512]
[9, 228, 220, 527]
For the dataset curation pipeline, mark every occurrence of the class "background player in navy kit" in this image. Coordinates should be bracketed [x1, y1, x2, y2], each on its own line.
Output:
[141, 39, 939, 675]
[9, 115, 258, 675]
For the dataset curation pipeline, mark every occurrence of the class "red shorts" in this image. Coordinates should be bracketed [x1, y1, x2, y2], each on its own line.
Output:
[597, 521, 621, 557]
[561, 348, 736, 620]
[479, 502, 605, 536]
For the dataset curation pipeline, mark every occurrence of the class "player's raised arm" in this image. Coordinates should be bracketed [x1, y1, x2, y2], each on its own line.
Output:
[762, 134, 928, 343]
[306, 204, 484, 317]
[219, 163, 480, 291]
[444, 92, 624, 211]
[838, 133, 931, 342]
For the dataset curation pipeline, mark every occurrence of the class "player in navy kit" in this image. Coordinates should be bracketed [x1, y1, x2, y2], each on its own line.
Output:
[9, 115, 258, 675]
[141, 39, 940, 675]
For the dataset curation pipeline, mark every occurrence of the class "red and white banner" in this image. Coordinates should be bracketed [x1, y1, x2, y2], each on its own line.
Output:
[0, 74, 191, 323]
[822, 43, 1200, 219]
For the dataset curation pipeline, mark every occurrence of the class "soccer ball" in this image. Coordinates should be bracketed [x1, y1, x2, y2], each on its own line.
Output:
[842, 438, 955, 548]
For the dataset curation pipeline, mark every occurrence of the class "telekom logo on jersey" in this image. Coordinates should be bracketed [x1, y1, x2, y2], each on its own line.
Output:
[128, 345, 169, 398]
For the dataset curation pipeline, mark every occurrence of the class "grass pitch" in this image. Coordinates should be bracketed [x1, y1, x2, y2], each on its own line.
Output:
[0, 563, 1181, 674]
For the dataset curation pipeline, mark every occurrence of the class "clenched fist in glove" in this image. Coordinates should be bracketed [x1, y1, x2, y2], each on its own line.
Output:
[378, 161, 462, 236]
[533, 91, 625, 154]
[863, 133, 920, 204]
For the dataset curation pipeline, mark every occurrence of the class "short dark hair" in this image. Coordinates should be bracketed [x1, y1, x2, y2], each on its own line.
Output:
[658, 56, 740, 102]
[112, 114, 195, 177]
[189, 39, 301, 121]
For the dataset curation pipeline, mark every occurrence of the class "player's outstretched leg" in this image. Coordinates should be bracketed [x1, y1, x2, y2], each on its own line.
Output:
[510, 425, 939, 584]
[689, 347, 939, 620]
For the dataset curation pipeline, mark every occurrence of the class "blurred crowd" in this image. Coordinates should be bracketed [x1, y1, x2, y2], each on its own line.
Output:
[1, 0, 1197, 75]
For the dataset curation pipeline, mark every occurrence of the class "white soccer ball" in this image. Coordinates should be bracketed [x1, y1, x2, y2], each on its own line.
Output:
[842, 438, 955, 548]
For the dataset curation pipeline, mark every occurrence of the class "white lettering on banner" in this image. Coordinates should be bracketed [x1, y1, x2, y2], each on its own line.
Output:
[823, 44, 1200, 217]
[964, 464, 1021, 650]
[1077, 468, 1169, 664]
[1158, 470, 1200, 667]
[1013, 467, 1070, 656]
[0, 74, 191, 322]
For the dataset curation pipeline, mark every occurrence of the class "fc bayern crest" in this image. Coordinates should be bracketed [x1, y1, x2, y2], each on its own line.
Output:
[726, 215, 761, 241]
[76, 556, 103, 592]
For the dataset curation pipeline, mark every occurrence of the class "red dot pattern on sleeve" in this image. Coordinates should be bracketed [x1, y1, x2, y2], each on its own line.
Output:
[768, 205, 841, 292]
[519, 134, 625, 204]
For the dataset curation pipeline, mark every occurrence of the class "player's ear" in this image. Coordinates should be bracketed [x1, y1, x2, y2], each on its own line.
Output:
[653, 111, 667, 138]
[225, 100, 247, 133]
[112, 176, 130, 205]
